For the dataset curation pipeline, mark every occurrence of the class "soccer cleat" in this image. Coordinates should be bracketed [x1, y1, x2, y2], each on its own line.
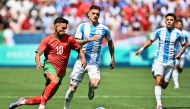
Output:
[156, 105, 163, 109]
[88, 83, 94, 100]
[8, 97, 25, 109]
[174, 85, 179, 89]
[174, 83, 180, 89]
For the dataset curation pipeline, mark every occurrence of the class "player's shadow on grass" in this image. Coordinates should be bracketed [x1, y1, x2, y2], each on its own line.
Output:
[163, 107, 190, 109]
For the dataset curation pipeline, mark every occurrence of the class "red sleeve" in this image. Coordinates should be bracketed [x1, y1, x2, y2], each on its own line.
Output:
[68, 36, 80, 50]
[35, 37, 49, 54]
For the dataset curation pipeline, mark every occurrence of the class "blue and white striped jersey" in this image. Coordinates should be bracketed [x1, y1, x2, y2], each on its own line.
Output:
[151, 27, 186, 65]
[177, 30, 189, 58]
[75, 22, 112, 66]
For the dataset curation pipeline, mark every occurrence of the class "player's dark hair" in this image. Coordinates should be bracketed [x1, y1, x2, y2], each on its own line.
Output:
[165, 13, 176, 21]
[54, 17, 68, 25]
[90, 5, 101, 11]
[176, 19, 183, 26]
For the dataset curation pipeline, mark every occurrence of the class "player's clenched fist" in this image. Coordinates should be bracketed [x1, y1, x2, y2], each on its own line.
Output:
[136, 48, 144, 55]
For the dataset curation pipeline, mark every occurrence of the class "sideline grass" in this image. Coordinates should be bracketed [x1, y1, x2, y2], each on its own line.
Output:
[0, 68, 190, 109]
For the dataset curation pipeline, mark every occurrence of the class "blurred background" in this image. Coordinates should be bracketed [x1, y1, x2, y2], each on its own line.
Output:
[0, 0, 190, 67]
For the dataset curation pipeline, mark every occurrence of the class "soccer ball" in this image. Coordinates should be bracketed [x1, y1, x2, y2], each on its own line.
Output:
[96, 107, 106, 109]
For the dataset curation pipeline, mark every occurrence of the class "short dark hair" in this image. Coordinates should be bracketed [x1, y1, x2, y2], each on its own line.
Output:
[176, 19, 183, 25]
[90, 5, 101, 11]
[54, 17, 68, 25]
[165, 13, 176, 21]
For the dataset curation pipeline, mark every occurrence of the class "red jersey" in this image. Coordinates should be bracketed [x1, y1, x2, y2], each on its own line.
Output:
[36, 34, 80, 76]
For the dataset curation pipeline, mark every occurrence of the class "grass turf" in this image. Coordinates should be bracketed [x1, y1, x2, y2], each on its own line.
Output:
[0, 68, 190, 109]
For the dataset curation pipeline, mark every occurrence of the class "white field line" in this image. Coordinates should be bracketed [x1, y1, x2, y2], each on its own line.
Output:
[1, 95, 190, 99]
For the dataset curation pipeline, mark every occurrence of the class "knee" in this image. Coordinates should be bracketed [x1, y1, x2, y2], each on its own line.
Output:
[155, 75, 163, 86]
[70, 84, 78, 92]
[52, 79, 59, 85]
[156, 79, 162, 86]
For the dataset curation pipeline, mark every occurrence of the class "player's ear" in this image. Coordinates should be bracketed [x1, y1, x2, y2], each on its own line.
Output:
[54, 24, 56, 30]
[54, 23, 58, 28]
[87, 11, 90, 18]
[54, 25, 57, 29]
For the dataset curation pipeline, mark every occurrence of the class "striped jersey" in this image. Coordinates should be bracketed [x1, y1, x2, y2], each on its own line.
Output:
[177, 30, 189, 58]
[36, 34, 80, 76]
[151, 27, 186, 65]
[75, 22, 112, 66]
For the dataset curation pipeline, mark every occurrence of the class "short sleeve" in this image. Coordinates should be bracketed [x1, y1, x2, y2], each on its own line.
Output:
[75, 24, 84, 40]
[105, 28, 112, 41]
[69, 37, 80, 50]
[179, 32, 187, 46]
[150, 29, 161, 42]
[183, 30, 189, 42]
[35, 37, 48, 54]
[187, 33, 190, 42]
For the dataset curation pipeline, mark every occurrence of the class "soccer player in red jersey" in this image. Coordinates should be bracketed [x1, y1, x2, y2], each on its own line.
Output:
[8, 17, 86, 109]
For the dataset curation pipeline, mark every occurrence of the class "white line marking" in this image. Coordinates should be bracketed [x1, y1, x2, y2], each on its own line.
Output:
[1, 96, 190, 99]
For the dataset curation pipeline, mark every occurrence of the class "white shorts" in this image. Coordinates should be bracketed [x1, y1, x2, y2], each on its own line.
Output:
[152, 61, 174, 82]
[175, 58, 185, 68]
[70, 60, 100, 85]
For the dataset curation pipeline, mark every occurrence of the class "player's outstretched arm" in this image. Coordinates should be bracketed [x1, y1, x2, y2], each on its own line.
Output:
[108, 40, 115, 69]
[176, 44, 187, 60]
[75, 39, 87, 45]
[77, 48, 87, 68]
[136, 39, 153, 55]
[35, 52, 44, 70]
[76, 35, 100, 45]
[88, 35, 100, 42]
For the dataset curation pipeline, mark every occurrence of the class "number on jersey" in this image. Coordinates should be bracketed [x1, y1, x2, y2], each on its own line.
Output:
[56, 46, 63, 54]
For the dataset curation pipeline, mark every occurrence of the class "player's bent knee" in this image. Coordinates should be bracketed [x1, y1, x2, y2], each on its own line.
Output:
[155, 79, 162, 86]
[52, 79, 59, 84]
[70, 84, 78, 92]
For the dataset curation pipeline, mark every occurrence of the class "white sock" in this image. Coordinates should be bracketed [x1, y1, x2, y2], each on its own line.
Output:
[39, 104, 45, 109]
[64, 100, 70, 109]
[155, 86, 162, 106]
[172, 69, 179, 88]
[20, 99, 26, 104]
[64, 87, 75, 109]
[65, 87, 75, 100]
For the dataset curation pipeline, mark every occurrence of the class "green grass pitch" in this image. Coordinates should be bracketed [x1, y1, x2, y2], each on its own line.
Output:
[0, 68, 190, 109]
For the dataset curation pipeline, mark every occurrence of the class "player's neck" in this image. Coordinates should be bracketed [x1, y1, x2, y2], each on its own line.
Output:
[53, 33, 64, 39]
[166, 27, 174, 32]
[89, 21, 99, 26]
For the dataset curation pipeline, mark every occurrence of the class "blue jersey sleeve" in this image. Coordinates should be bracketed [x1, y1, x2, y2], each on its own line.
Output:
[180, 31, 187, 46]
[151, 28, 161, 42]
[75, 23, 84, 40]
